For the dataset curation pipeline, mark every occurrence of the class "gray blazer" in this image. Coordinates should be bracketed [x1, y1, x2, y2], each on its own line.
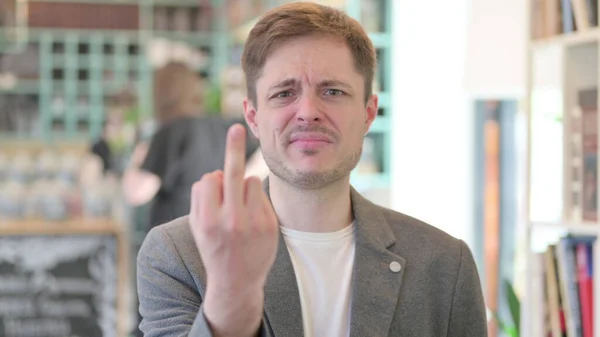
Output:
[137, 184, 487, 336]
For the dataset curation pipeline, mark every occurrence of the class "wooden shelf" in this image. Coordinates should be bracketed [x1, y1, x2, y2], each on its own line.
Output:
[530, 221, 600, 235]
[27, 0, 141, 4]
[0, 217, 124, 236]
[150, 30, 216, 45]
[531, 27, 600, 49]
[0, 138, 88, 151]
[27, 0, 208, 5]
[8, 28, 142, 40]
[150, 0, 210, 7]
[0, 79, 40, 94]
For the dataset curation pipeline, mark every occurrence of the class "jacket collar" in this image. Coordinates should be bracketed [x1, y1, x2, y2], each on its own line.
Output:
[261, 178, 406, 337]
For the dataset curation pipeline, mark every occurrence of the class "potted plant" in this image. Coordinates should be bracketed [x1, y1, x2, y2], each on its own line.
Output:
[492, 279, 521, 337]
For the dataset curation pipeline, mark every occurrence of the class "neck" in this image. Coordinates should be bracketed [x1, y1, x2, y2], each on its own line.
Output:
[268, 173, 353, 233]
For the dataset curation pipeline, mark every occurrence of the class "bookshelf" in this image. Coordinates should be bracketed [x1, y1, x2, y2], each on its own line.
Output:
[532, 26, 600, 48]
[523, 0, 600, 336]
[532, 221, 600, 235]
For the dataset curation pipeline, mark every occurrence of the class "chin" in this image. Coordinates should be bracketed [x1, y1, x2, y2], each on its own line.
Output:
[274, 161, 351, 189]
[290, 157, 336, 173]
[279, 170, 347, 190]
[263, 148, 361, 189]
[289, 147, 333, 162]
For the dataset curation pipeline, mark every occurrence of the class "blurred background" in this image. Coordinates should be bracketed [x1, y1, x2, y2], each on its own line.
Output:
[0, 0, 597, 336]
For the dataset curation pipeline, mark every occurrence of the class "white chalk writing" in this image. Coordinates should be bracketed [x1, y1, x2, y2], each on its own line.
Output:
[46, 277, 98, 295]
[38, 299, 91, 317]
[0, 277, 30, 294]
[0, 298, 36, 316]
[4, 317, 71, 337]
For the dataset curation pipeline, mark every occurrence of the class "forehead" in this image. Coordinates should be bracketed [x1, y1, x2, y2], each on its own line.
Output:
[258, 35, 360, 88]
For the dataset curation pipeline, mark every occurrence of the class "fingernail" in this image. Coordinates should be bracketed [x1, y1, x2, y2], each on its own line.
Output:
[230, 124, 244, 140]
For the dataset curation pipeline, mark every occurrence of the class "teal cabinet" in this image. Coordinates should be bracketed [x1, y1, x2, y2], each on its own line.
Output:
[0, 0, 393, 194]
[0, 1, 216, 141]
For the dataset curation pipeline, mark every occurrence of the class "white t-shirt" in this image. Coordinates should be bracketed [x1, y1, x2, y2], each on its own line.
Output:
[281, 223, 356, 337]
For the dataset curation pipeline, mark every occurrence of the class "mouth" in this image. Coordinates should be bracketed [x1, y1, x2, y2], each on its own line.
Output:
[289, 132, 334, 144]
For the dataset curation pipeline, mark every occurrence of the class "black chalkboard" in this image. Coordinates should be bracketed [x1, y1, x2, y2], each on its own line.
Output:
[0, 235, 118, 337]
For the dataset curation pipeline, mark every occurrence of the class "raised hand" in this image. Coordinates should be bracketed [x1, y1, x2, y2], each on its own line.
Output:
[189, 124, 279, 337]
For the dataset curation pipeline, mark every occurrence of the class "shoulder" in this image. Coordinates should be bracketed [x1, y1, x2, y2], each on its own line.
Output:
[374, 204, 472, 269]
[139, 216, 206, 290]
[370, 204, 483, 310]
[383, 206, 462, 247]
[143, 215, 200, 261]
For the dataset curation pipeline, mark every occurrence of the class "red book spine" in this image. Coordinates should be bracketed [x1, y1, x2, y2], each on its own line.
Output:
[576, 243, 594, 337]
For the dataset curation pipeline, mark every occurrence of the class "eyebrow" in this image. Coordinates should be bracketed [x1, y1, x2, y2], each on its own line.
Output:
[268, 78, 352, 92]
[318, 79, 352, 90]
[268, 78, 297, 92]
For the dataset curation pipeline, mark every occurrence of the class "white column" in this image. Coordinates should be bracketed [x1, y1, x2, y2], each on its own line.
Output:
[390, 0, 474, 246]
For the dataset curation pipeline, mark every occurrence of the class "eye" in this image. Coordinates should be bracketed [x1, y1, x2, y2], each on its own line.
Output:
[324, 89, 344, 96]
[274, 91, 293, 99]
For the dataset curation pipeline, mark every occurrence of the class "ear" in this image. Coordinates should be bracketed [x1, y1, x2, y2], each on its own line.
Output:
[243, 98, 260, 138]
[364, 94, 378, 133]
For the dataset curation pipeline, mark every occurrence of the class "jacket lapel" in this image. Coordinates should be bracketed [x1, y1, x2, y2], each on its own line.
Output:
[349, 188, 406, 337]
[263, 233, 305, 336]
[259, 179, 405, 337]
[262, 179, 304, 336]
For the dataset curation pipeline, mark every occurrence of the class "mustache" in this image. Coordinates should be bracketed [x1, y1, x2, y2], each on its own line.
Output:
[281, 125, 339, 143]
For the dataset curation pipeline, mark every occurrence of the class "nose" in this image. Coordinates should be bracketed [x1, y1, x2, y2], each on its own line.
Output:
[296, 92, 323, 123]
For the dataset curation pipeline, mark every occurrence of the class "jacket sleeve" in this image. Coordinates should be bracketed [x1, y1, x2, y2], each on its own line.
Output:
[447, 240, 488, 337]
[137, 226, 270, 336]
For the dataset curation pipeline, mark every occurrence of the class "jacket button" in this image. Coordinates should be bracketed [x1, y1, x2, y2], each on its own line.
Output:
[389, 261, 402, 273]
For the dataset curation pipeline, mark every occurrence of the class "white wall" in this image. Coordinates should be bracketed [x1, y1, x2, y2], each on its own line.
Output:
[390, 0, 475, 246]
[464, 0, 527, 98]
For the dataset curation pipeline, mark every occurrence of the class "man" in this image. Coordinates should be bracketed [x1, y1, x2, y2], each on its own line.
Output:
[137, 2, 487, 337]
[122, 62, 265, 229]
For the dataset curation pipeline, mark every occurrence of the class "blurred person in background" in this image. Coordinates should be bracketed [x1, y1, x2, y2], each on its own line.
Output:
[123, 61, 267, 337]
[122, 61, 266, 231]
[90, 121, 113, 175]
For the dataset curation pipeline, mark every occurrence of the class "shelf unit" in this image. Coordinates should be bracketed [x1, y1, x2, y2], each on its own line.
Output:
[0, 0, 392, 197]
[349, 0, 393, 194]
[532, 221, 600, 235]
[522, 0, 600, 336]
[0, 0, 220, 141]
[0, 1, 392, 199]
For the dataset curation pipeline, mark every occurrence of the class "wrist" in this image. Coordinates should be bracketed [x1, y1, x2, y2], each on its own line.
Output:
[203, 284, 264, 337]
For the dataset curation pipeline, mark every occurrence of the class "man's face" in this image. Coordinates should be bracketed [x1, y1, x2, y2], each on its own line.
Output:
[244, 34, 378, 189]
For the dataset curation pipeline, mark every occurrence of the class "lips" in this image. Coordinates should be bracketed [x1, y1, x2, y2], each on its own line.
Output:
[289, 132, 334, 144]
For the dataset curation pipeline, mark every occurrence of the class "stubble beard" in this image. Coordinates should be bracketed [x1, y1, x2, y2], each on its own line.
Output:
[262, 143, 363, 190]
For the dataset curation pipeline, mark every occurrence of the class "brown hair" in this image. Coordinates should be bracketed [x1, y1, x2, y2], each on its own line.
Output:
[153, 61, 205, 124]
[241, 2, 377, 106]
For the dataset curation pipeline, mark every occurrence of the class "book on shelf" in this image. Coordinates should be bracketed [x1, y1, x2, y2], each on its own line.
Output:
[566, 87, 598, 223]
[531, 0, 598, 39]
[531, 235, 596, 337]
[570, 105, 583, 221]
[580, 88, 598, 222]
